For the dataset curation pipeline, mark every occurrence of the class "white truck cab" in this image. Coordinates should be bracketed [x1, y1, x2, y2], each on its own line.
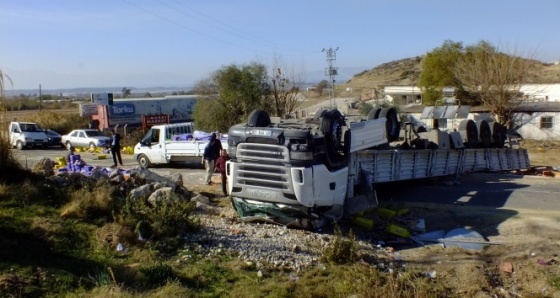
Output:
[8, 121, 49, 150]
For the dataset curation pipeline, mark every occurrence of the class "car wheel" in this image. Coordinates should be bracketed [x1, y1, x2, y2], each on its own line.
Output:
[89, 142, 96, 150]
[16, 141, 24, 150]
[247, 110, 271, 127]
[66, 142, 73, 150]
[138, 154, 151, 168]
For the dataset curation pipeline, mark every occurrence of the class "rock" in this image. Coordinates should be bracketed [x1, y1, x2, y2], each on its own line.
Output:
[33, 158, 55, 176]
[147, 187, 174, 205]
[191, 194, 210, 205]
[128, 184, 152, 202]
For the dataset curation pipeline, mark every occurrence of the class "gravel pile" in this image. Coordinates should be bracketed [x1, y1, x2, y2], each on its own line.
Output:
[179, 200, 384, 272]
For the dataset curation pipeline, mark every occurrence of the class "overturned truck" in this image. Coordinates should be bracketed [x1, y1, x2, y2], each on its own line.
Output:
[225, 108, 530, 228]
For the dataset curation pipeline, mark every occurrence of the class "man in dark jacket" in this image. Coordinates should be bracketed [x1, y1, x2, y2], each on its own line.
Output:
[111, 129, 123, 167]
[211, 132, 223, 160]
[214, 149, 230, 196]
[203, 136, 217, 185]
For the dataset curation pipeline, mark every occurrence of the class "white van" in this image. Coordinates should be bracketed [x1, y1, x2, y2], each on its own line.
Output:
[8, 122, 49, 150]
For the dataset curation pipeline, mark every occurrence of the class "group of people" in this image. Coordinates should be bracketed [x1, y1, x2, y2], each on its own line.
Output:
[203, 132, 230, 197]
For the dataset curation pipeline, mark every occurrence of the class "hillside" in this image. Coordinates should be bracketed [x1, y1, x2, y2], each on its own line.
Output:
[339, 56, 560, 100]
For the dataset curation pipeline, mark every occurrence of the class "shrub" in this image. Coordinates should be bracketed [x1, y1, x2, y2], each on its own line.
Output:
[117, 198, 199, 240]
[321, 225, 359, 264]
[139, 263, 175, 287]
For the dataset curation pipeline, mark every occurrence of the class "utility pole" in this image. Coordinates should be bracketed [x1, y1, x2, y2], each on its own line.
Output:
[39, 84, 42, 111]
[322, 47, 338, 109]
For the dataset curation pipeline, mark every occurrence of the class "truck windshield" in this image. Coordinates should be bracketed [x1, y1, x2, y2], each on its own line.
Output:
[141, 128, 160, 144]
[21, 124, 43, 132]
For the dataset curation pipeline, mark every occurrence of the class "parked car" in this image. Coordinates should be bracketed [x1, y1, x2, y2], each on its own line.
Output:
[44, 129, 64, 148]
[61, 129, 111, 150]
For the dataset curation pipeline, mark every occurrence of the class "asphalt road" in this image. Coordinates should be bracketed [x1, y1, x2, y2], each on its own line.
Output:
[12, 148, 560, 211]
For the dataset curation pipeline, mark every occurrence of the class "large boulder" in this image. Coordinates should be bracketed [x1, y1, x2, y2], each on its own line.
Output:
[33, 158, 55, 176]
[147, 187, 174, 205]
[129, 167, 182, 191]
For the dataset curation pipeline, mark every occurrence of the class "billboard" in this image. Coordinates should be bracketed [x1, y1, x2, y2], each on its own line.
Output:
[106, 96, 197, 126]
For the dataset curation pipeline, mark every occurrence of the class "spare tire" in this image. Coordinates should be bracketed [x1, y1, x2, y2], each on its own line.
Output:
[378, 107, 401, 142]
[458, 119, 478, 148]
[247, 109, 271, 127]
[477, 120, 492, 148]
[321, 109, 348, 169]
[366, 108, 382, 120]
[489, 122, 505, 148]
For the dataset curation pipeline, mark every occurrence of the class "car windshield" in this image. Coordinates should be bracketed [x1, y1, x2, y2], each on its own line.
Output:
[85, 130, 104, 137]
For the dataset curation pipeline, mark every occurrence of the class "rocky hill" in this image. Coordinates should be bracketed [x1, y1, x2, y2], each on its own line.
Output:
[338, 56, 560, 100]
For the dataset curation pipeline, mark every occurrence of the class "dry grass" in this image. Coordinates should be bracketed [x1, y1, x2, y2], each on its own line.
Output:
[523, 139, 560, 167]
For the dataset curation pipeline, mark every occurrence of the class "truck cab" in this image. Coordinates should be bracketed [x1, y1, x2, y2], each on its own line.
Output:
[9, 122, 49, 150]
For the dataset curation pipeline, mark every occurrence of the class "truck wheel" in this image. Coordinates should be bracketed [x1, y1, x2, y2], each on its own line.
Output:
[321, 110, 348, 169]
[459, 120, 478, 148]
[313, 108, 328, 120]
[378, 108, 400, 142]
[415, 126, 427, 133]
[366, 108, 382, 120]
[247, 110, 271, 127]
[490, 122, 505, 148]
[137, 154, 151, 168]
[16, 141, 24, 150]
[477, 120, 492, 148]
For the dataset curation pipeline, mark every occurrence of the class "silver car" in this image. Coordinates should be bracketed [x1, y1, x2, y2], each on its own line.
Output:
[61, 129, 111, 150]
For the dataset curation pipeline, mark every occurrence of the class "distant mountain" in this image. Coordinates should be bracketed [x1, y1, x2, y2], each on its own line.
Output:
[4, 86, 194, 97]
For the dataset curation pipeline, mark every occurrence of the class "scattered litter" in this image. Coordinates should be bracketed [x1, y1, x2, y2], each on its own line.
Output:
[386, 223, 411, 238]
[116, 243, 124, 252]
[377, 207, 397, 219]
[422, 270, 437, 279]
[257, 270, 263, 278]
[501, 261, 513, 273]
[411, 228, 498, 251]
[351, 216, 374, 230]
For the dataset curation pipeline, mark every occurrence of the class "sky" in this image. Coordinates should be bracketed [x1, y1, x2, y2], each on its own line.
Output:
[1, 0, 559, 90]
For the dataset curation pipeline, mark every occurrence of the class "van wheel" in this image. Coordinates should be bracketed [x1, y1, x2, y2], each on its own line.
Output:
[137, 154, 151, 168]
[379, 108, 400, 142]
[16, 141, 24, 150]
[247, 110, 271, 127]
[321, 110, 348, 169]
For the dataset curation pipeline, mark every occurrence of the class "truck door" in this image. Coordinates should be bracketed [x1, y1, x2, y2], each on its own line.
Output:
[140, 128, 165, 164]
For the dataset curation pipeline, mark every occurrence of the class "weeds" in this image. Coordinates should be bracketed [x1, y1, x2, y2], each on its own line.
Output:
[139, 263, 175, 287]
[321, 224, 359, 264]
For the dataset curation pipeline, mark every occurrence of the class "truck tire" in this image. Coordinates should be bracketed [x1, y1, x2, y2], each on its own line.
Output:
[415, 126, 427, 133]
[247, 109, 271, 127]
[366, 108, 382, 120]
[313, 108, 328, 120]
[378, 108, 400, 142]
[16, 141, 24, 150]
[477, 120, 492, 148]
[321, 110, 348, 169]
[489, 122, 505, 148]
[459, 120, 478, 148]
[137, 154, 152, 168]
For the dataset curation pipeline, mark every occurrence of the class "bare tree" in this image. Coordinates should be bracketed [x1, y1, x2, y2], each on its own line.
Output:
[453, 42, 533, 127]
[268, 54, 306, 117]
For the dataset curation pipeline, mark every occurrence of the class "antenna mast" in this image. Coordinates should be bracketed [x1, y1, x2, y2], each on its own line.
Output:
[322, 47, 339, 109]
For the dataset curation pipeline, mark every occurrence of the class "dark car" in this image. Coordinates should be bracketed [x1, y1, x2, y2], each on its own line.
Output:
[44, 129, 64, 148]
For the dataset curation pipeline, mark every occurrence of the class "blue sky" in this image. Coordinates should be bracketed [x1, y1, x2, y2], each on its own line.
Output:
[1, 0, 559, 90]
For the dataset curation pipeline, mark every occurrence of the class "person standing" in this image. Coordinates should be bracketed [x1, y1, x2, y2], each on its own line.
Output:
[111, 129, 123, 167]
[203, 136, 217, 185]
[214, 149, 230, 196]
[211, 132, 223, 160]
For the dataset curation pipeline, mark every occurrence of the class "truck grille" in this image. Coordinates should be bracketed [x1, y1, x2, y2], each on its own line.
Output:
[234, 143, 292, 191]
[236, 143, 289, 163]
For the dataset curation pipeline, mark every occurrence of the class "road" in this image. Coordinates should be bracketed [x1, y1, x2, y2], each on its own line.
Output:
[11, 148, 208, 187]
[12, 148, 560, 211]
